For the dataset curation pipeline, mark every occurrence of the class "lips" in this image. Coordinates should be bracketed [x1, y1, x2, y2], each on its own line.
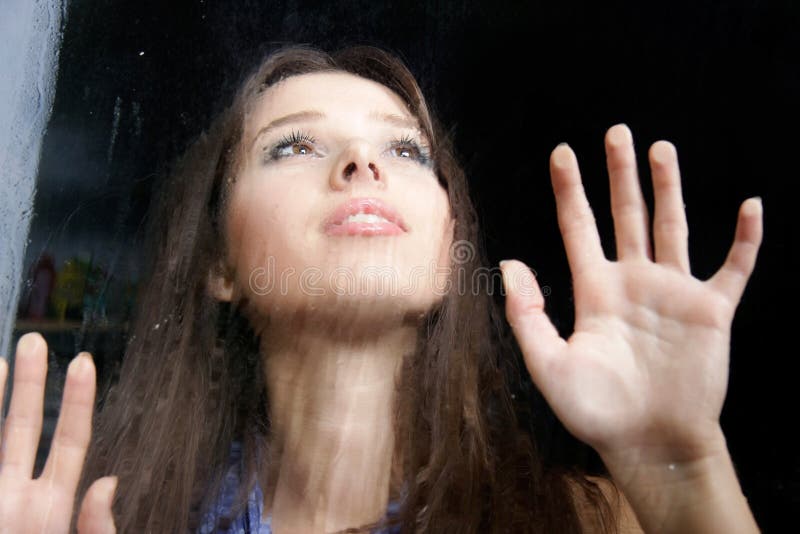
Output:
[323, 197, 408, 236]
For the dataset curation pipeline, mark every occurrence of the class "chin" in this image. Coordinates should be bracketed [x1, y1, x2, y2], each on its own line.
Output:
[246, 288, 444, 330]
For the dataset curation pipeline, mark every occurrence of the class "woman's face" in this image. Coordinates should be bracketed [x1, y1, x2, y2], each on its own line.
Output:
[217, 71, 454, 324]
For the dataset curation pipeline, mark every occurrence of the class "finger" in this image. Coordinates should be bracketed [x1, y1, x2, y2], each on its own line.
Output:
[649, 140, 690, 272]
[605, 124, 652, 260]
[550, 143, 606, 276]
[77, 476, 118, 534]
[41, 352, 96, 495]
[500, 260, 566, 384]
[1, 332, 47, 478]
[0, 357, 8, 423]
[708, 197, 764, 304]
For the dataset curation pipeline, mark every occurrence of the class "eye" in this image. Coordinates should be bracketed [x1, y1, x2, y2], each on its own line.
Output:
[287, 144, 312, 155]
[387, 135, 431, 166]
[390, 145, 417, 159]
[265, 130, 318, 161]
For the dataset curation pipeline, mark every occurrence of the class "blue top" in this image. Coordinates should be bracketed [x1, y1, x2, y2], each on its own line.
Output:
[199, 442, 402, 533]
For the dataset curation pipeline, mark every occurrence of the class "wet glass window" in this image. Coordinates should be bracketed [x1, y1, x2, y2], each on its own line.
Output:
[1, 1, 795, 532]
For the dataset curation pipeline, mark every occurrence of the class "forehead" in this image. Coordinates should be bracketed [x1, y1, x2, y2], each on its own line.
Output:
[249, 71, 412, 128]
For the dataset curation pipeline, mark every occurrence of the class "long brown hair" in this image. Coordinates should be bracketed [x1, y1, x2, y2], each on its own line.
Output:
[75, 44, 619, 533]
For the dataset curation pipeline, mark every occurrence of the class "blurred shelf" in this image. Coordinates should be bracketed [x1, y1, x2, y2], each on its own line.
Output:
[13, 319, 129, 333]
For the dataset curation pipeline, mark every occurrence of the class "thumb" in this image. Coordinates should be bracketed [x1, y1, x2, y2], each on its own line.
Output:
[499, 259, 565, 383]
[77, 476, 117, 534]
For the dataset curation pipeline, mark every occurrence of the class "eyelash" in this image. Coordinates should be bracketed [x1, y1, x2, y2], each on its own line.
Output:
[262, 130, 432, 166]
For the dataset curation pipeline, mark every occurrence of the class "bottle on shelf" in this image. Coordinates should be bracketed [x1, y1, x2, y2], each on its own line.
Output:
[21, 252, 57, 320]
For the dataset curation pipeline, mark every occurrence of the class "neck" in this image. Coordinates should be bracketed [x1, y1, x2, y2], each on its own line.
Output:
[259, 309, 418, 532]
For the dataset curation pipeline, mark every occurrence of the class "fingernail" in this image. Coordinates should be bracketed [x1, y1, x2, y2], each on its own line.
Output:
[552, 144, 573, 168]
[18, 332, 41, 354]
[71, 353, 91, 375]
[741, 197, 763, 218]
[608, 123, 633, 146]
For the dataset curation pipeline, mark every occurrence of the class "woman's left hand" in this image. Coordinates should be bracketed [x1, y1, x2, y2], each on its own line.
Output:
[499, 124, 763, 479]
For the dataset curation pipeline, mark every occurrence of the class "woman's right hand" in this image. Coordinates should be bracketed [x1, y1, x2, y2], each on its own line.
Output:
[0, 332, 117, 533]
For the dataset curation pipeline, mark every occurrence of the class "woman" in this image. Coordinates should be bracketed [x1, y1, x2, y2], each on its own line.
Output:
[0, 45, 762, 533]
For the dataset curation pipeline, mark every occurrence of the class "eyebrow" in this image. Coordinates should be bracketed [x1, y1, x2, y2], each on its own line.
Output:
[368, 110, 420, 130]
[250, 109, 422, 150]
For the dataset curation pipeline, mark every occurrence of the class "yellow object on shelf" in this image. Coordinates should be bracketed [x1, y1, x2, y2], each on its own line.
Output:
[50, 257, 89, 322]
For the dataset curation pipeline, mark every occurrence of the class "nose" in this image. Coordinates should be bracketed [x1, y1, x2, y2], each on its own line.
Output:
[329, 140, 384, 190]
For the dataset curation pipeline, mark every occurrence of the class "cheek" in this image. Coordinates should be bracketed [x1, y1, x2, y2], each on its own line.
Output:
[437, 217, 456, 269]
[226, 179, 314, 288]
[395, 188, 454, 297]
[424, 188, 454, 266]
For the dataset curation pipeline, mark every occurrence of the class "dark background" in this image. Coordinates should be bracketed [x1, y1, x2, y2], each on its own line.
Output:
[15, 0, 798, 531]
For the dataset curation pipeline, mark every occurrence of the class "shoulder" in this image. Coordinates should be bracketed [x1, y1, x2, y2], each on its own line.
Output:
[570, 475, 645, 534]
